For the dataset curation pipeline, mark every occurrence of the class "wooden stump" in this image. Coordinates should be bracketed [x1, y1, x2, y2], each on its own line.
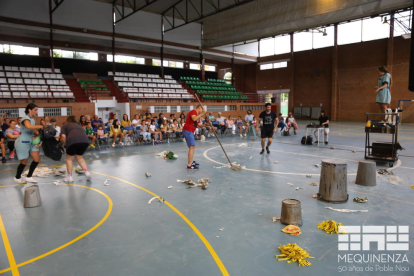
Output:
[24, 185, 42, 208]
[355, 161, 377, 186]
[318, 159, 348, 203]
[280, 199, 302, 226]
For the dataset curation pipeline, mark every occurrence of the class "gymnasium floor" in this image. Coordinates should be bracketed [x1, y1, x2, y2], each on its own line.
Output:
[0, 121, 413, 276]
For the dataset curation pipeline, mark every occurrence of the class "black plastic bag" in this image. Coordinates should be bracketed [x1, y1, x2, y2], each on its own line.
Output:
[43, 125, 57, 139]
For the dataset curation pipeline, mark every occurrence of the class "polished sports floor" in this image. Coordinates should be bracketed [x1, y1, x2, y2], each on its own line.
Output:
[0, 121, 413, 276]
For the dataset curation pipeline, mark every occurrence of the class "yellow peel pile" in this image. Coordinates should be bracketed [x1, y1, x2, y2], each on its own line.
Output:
[317, 220, 343, 234]
[276, 243, 314, 267]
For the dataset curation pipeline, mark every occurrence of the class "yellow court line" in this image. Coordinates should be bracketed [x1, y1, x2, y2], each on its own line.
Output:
[0, 183, 113, 274]
[0, 213, 20, 276]
[89, 170, 230, 276]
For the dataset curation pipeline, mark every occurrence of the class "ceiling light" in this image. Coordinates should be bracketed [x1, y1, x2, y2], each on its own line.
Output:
[383, 17, 389, 24]
[323, 29, 327, 36]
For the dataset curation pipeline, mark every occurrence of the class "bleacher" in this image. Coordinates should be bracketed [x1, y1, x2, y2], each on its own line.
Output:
[109, 71, 195, 100]
[181, 77, 249, 101]
[0, 66, 74, 99]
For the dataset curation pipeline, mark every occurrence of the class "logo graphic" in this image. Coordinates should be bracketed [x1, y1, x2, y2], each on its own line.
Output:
[338, 226, 409, 251]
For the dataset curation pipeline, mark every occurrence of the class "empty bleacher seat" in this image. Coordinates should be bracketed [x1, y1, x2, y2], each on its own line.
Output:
[0, 92, 11, 98]
[0, 78, 6, 84]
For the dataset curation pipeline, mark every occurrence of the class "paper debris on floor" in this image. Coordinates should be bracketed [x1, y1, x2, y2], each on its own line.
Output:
[216, 236, 219, 238]
[75, 168, 84, 174]
[213, 165, 228, 169]
[306, 175, 312, 178]
[148, 196, 164, 204]
[237, 143, 251, 147]
[312, 194, 318, 198]
[53, 168, 66, 176]
[325, 207, 368, 213]
[219, 228, 224, 231]
[145, 172, 152, 177]
[330, 147, 335, 149]
[156, 151, 178, 159]
[352, 150, 356, 153]
[197, 178, 211, 184]
[249, 156, 253, 159]
[53, 180, 60, 185]
[388, 176, 404, 185]
[353, 197, 368, 203]
[273, 161, 278, 164]
[23, 167, 52, 177]
[177, 179, 196, 185]
[377, 169, 394, 176]
[168, 186, 172, 189]
[273, 217, 281, 222]
[104, 179, 110, 186]
[287, 183, 293, 186]
[310, 182, 318, 186]
[281, 225, 302, 236]
[295, 187, 304, 190]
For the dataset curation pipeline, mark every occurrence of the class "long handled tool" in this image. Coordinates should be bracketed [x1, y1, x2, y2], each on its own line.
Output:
[194, 94, 242, 171]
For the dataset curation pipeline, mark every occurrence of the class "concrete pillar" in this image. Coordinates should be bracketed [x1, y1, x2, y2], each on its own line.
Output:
[331, 23, 338, 121]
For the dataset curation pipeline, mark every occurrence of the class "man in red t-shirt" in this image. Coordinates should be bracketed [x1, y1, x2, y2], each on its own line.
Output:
[182, 105, 205, 170]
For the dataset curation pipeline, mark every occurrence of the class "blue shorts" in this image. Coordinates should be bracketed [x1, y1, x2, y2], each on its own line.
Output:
[182, 130, 195, 147]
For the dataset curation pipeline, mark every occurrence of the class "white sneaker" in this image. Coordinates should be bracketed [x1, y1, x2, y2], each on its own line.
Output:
[14, 177, 26, 184]
[63, 175, 74, 182]
[26, 177, 38, 183]
[244, 134, 247, 137]
[240, 134, 243, 137]
[85, 171, 91, 181]
[232, 131, 235, 135]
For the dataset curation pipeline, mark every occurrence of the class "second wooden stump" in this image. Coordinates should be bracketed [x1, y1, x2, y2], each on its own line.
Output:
[318, 159, 348, 203]
[280, 199, 302, 226]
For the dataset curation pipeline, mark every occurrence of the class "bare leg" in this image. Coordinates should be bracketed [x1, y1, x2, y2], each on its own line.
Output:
[29, 151, 40, 162]
[187, 146, 195, 166]
[267, 138, 273, 148]
[261, 138, 266, 149]
[66, 154, 75, 175]
[75, 155, 87, 170]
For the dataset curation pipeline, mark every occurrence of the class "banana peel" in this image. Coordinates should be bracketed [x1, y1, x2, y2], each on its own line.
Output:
[281, 225, 302, 236]
[276, 243, 314, 267]
[317, 220, 343, 234]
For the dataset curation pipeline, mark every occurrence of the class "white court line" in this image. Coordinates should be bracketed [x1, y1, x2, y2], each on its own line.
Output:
[203, 144, 402, 176]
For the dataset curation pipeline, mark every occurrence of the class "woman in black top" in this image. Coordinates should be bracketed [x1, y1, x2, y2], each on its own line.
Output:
[317, 110, 330, 144]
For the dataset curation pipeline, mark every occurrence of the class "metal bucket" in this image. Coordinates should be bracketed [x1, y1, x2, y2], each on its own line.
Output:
[318, 159, 348, 203]
[280, 199, 302, 226]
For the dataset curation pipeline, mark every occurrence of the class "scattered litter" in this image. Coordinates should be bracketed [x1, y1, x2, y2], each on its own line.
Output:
[352, 150, 356, 153]
[213, 165, 227, 169]
[156, 151, 178, 159]
[197, 178, 211, 184]
[219, 228, 224, 231]
[330, 147, 335, 149]
[273, 217, 281, 222]
[377, 169, 394, 176]
[22, 167, 52, 178]
[179, 179, 209, 189]
[312, 194, 318, 198]
[325, 207, 368, 213]
[168, 186, 172, 189]
[410, 185, 414, 189]
[353, 197, 368, 203]
[53, 168, 66, 176]
[75, 168, 84, 174]
[237, 143, 250, 147]
[200, 135, 206, 141]
[216, 236, 219, 238]
[145, 172, 152, 177]
[317, 220, 343, 234]
[306, 175, 312, 178]
[388, 176, 404, 185]
[314, 164, 321, 168]
[276, 243, 314, 267]
[310, 182, 318, 186]
[295, 187, 304, 190]
[249, 156, 253, 159]
[273, 161, 278, 164]
[177, 179, 196, 185]
[53, 180, 60, 185]
[287, 183, 293, 186]
[104, 179, 110, 186]
[148, 196, 164, 204]
[281, 225, 302, 236]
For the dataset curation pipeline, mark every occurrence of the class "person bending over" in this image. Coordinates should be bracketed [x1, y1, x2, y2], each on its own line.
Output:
[182, 105, 205, 170]
[257, 103, 278, 154]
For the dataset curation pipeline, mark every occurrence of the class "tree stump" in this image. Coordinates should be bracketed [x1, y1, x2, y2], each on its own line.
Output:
[318, 159, 348, 203]
[24, 185, 42, 208]
[280, 199, 302, 226]
[355, 161, 377, 186]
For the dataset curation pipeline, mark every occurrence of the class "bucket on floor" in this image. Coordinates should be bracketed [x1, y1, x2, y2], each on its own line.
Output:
[24, 185, 42, 208]
[318, 159, 348, 203]
[280, 199, 302, 226]
[355, 161, 377, 186]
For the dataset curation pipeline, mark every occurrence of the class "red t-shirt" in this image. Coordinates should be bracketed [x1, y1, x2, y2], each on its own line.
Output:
[183, 110, 198, 133]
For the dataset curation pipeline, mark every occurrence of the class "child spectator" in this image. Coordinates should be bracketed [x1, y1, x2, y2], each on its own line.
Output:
[161, 119, 173, 141]
[110, 119, 124, 147]
[286, 112, 298, 135]
[149, 119, 162, 143]
[236, 116, 245, 137]
[226, 115, 236, 135]
[204, 116, 217, 137]
[121, 114, 133, 135]
[140, 120, 151, 142]
[97, 125, 108, 139]
[16, 117, 22, 132]
[5, 120, 19, 159]
[84, 122, 96, 148]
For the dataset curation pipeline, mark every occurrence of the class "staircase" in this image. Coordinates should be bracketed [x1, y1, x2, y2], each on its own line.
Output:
[65, 78, 91, 102]
[102, 80, 129, 103]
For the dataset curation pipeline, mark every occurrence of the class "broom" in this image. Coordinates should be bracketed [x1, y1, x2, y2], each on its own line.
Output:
[194, 94, 242, 171]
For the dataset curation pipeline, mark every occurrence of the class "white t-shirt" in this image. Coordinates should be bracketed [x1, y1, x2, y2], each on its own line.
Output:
[245, 114, 254, 122]
[54, 125, 61, 137]
[288, 117, 295, 123]
[132, 119, 141, 126]
[216, 116, 226, 124]
[150, 125, 156, 132]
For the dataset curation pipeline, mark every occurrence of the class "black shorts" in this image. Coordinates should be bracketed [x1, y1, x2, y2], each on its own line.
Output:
[66, 143, 89, 156]
[261, 129, 274, 138]
[0, 132, 4, 140]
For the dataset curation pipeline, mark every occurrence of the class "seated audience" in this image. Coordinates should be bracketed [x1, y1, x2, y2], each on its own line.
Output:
[15, 117, 21, 132]
[5, 120, 19, 159]
[216, 112, 227, 134]
[286, 112, 298, 135]
[84, 121, 96, 148]
[149, 119, 162, 143]
[110, 119, 124, 147]
[50, 118, 61, 141]
[121, 114, 133, 135]
[140, 120, 151, 142]
[236, 116, 245, 137]
[204, 117, 217, 137]
[132, 114, 141, 129]
[226, 116, 236, 134]
[96, 125, 108, 139]
[91, 115, 104, 132]
[79, 115, 87, 128]
[277, 113, 287, 133]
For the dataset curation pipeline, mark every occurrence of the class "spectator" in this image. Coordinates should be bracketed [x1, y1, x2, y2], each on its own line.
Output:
[170, 114, 176, 122]
[106, 118, 113, 128]
[244, 110, 254, 137]
[208, 112, 216, 121]
[85, 115, 91, 122]
[79, 115, 87, 128]
[1, 113, 10, 132]
[195, 117, 206, 139]
[149, 119, 162, 143]
[5, 120, 19, 159]
[204, 116, 217, 137]
[286, 112, 298, 135]
[96, 125, 108, 139]
[84, 121, 96, 148]
[179, 112, 186, 120]
[132, 114, 141, 128]
[226, 115, 236, 135]
[40, 118, 45, 126]
[60, 116, 92, 183]
[161, 119, 173, 140]
[179, 118, 186, 129]
[157, 113, 164, 126]
[216, 112, 227, 134]
[44, 116, 51, 125]
[277, 113, 287, 133]
[248, 116, 258, 140]
[110, 119, 124, 147]
[0, 126, 5, 163]
[91, 115, 104, 132]
[140, 120, 151, 142]
[244, 110, 254, 122]
[121, 114, 133, 135]
[50, 118, 61, 141]
[236, 116, 245, 137]
[16, 117, 22, 132]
